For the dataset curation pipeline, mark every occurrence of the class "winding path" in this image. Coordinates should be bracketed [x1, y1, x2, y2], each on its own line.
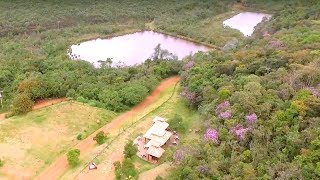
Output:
[0, 98, 66, 121]
[36, 76, 180, 180]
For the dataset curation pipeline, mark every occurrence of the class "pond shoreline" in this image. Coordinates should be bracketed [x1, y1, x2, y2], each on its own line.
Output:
[68, 28, 221, 53]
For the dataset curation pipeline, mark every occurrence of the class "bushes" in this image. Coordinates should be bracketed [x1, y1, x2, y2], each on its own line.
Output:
[11, 93, 34, 115]
[67, 149, 80, 167]
[93, 131, 108, 145]
[168, 114, 187, 133]
[124, 140, 137, 159]
[114, 158, 138, 180]
[0, 159, 4, 167]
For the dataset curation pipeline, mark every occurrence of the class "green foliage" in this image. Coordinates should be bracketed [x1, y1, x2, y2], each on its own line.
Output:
[0, 159, 4, 167]
[218, 88, 231, 100]
[93, 131, 108, 145]
[124, 140, 137, 159]
[67, 149, 80, 167]
[76, 134, 83, 140]
[175, 1, 320, 179]
[168, 114, 187, 133]
[114, 158, 138, 180]
[11, 93, 34, 115]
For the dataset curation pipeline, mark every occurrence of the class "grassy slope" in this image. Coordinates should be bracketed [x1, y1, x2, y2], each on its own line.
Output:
[60, 83, 200, 179]
[0, 101, 116, 177]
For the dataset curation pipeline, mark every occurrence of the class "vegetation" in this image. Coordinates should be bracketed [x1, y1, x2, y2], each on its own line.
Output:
[1, 0, 320, 179]
[0, 0, 237, 114]
[114, 158, 138, 180]
[11, 93, 34, 115]
[0, 159, 4, 167]
[67, 149, 80, 167]
[168, 114, 187, 133]
[0, 101, 116, 175]
[124, 140, 138, 159]
[174, 0, 320, 179]
[93, 131, 108, 145]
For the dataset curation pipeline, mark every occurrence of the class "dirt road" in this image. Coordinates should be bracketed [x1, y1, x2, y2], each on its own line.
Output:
[37, 76, 180, 180]
[0, 98, 66, 121]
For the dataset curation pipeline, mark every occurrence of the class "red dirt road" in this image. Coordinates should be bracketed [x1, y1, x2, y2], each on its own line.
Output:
[36, 76, 180, 180]
[0, 98, 66, 121]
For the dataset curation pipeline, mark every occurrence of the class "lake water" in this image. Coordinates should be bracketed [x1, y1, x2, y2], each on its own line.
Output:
[223, 12, 272, 36]
[69, 31, 210, 67]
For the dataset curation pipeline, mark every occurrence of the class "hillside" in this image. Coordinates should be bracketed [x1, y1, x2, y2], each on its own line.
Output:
[0, 101, 116, 178]
[0, 0, 319, 179]
[175, 1, 320, 179]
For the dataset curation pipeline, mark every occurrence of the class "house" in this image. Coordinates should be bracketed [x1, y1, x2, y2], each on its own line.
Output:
[142, 116, 173, 161]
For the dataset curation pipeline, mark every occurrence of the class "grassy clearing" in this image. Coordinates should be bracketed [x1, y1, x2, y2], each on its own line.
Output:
[59, 83, 202, 179]
[0, 101, 116, 177]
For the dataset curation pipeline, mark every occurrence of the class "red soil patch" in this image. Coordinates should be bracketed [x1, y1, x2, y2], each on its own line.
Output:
[0, 98, 67, 121]
[36, 76, 180, 180]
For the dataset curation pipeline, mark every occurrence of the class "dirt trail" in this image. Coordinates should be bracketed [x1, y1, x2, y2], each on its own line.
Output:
[0, 98, 66, 121]
[36, 76, 180, 180]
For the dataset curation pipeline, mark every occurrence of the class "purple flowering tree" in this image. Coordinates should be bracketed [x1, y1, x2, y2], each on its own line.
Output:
[231, 124, 250, 140]
[204, 128, 219, 144]
[174, 149, 184, 164]
[307, 87, 320, 97]
[183, 60, 195, 70]
[245, 113, 257, 124]
[197, 165, 209, 175]
[180, 89, 197, 104]
[215, 101, 232, 120]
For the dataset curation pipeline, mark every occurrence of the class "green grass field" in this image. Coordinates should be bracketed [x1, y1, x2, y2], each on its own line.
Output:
[0, 101, 116, 177]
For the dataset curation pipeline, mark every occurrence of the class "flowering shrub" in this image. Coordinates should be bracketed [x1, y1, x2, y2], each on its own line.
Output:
[180, 89, 197, 104]
[215, 101, 232, 120]
[307, 87, 320, 97]
[197, 165, 209, 174]
[231, 124, 250, 140]
[268, 39, 285, 49]
[174, 149, 185, 164]
[245, 113, 257, 124]
[219, 110, 232, 120]
[204, 128, 219, 144]
[184, 61, 195, 69]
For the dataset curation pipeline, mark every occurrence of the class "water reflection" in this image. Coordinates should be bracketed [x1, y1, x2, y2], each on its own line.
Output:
[69, 31, 210, 67]
[223, 12, 272, 36]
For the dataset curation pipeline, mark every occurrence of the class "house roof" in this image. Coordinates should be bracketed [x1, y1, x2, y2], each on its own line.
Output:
[152, 116, 167, 123]
[143, 119, 169, 139]
[146, 146, 165, 158]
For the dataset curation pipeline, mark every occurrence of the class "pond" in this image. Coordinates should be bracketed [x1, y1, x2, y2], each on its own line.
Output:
[223, 12, 272, 36]
[69, 31, 210, 67]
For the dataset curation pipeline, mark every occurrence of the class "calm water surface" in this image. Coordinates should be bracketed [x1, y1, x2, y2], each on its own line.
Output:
[223, 12, 272, 36]
[69, 31, 210, 67]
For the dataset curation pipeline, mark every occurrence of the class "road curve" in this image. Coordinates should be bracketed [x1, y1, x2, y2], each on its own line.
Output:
[36, 76, 180, 180]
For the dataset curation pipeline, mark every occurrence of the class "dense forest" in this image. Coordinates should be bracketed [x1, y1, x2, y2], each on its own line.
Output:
[1, 0, 320, 179]
[174, 0, 320, 179]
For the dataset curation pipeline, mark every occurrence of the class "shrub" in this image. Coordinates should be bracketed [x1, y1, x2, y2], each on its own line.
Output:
[77, 133, 83, 140]
[0, 159, 4, 167]
[67, 149, 80, 167]
[218, 89, 231, 100]
[93, 131, 108, 145]
[11, 93, 34, 115]
[114, 158, 138, 180]
[168, 114, 187, 133]
[124, 140, 137, 159]
[66, 89, 76, 99]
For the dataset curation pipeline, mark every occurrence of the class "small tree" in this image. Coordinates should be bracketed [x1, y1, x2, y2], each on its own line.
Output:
[67, 149, 80, 167]
[93, 131, 108, 145]
[168, 114, 186, 133]
[0, 159, 4, 167]
[124, 140, 137, 158]
[11, 93, 34, 115]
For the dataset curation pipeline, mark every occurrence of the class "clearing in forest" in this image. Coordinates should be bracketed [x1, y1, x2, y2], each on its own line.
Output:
[0, 101, 117, 179]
